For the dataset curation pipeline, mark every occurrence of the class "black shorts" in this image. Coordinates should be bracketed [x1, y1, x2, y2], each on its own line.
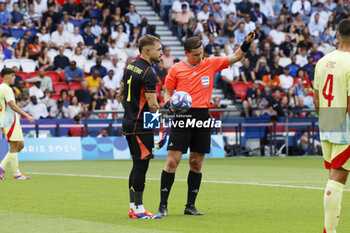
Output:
[167, 108, 212, 154]
[126, 133, 154, 160]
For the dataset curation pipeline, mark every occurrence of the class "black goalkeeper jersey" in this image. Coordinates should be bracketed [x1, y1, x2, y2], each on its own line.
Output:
[122, 58, 157, 134]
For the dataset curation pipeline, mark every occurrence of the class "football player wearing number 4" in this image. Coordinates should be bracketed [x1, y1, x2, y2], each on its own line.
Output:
[313, 19, 350, 233]
[158, 32, 255, 216]
[118, 35, 163, 219]
[0, 68, 34, 180]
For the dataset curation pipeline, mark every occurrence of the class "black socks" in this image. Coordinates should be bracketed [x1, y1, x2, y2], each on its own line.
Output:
[160, 170, 175, 205]
[186, 170, 202, 207]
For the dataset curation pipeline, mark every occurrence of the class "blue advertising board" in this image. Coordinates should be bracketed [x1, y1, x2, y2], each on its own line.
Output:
[81, 137, 131, 160]
[19, 138, 82, 161]
[0, 135, 225, 161]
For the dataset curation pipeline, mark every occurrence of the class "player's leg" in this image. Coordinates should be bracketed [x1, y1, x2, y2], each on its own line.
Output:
[0, 141, 25, 179]
[132, 158, 150, 214]
[322, 141, 350, 233]
[1, 118, 29, 180]
[128, 167, 135, 217]
[324, 168, 348, 233]
[184, 128, 211, 215]
[184, 151, 205, 215]
[158, 130, 189, 216]
[158, 149, 183, 216]
[128, 134, 160, 219]
[126, 135, 136, 217]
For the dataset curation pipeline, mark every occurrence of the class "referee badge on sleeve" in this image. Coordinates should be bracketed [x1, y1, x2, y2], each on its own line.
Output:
[201, 76, 209, 87]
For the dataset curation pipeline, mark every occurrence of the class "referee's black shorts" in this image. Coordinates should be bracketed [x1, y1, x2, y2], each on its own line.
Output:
[126, 133, 154, 160]
[167, 108, 212, 154]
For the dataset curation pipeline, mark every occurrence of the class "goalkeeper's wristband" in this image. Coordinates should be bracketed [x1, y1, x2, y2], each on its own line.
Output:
[240, 41, 252, 53]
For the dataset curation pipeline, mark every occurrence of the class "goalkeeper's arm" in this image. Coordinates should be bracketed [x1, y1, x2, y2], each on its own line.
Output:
[145, 92, 160, 112]
[144, 93, 168, 149]
[117, 81, 125, 109]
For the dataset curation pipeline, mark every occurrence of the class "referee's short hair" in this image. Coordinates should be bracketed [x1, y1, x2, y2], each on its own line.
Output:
[138, 35, 162, 53]
[1, 68, 15, 77]
[184, 36, 202, 52]
[339, 18, 350, 37]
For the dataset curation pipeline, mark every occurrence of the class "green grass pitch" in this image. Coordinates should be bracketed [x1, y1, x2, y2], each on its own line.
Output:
[0, 157, 349, 233]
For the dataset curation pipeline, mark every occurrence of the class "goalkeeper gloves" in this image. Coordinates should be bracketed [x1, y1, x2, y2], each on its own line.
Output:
[156, 124, 168, 150]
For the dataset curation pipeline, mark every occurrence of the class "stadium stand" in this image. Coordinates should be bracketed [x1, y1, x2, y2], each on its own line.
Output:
[0, 0, 339, 155]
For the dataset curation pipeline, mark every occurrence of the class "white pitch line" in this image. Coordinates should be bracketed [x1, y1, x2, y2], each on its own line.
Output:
[26, 172, 350, 192]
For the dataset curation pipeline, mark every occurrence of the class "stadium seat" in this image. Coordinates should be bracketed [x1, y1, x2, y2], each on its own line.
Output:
[48, 49, 58, 62]
[69, 82, 82, 91]
[102, 59, 112, 69]
[20, 59, 37, 72]
[258, 83, 264, 90]
[51, 93, 61, 101]
[279, 57, 292, 67]
[1, 28, 10, 35]
[4, 59, 21, 69]
[30, 29, 38, 37]
[232, 82, 249, 100]
[17, 71, 28, 81]
[10, 28, 26, 39]
[91, 9, 101, 18]
[69, 18, 89, 28]
[63, 49, 73, 58]
[28, 71, 39, 78]
[68, 19, 82, 27]
[45, 71, 60, 82]
[7, 37, 18, 46]
[84, 60, 95, 73]
[59, 71, 65, 82]
[54, 83, 69, 93]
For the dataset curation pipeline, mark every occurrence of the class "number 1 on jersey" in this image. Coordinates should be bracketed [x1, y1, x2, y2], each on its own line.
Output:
[322, 74, 334, 107]
[127, 75, 132, 102]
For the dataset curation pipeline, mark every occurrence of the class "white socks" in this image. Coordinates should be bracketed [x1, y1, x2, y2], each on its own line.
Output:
[134, 205, 145, 214]
[324, 180, 344, 233]
[0, 152, 20, 174]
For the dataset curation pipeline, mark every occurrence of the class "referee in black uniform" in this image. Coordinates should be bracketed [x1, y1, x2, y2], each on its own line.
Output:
[118, 35, 163, 219]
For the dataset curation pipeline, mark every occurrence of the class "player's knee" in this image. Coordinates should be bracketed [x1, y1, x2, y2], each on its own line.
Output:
[242, 100, 248, 108]
[189, 158, 202, 172]
[9, 142, 17, 153]
[18, 142, 24, 152]
[165, 158, 179, 172]
[133, 159, 150, 176]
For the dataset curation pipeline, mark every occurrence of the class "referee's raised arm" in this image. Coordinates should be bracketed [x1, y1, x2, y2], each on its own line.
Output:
[228, 31, 255, 66]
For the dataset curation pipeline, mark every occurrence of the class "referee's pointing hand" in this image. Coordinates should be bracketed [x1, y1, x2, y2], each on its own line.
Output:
[245, 31, 255, 43]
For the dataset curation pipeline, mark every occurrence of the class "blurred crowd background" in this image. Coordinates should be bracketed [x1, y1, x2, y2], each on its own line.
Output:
[0, 0, 346, 121]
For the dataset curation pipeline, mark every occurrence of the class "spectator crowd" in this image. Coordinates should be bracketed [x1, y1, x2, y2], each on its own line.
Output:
[165, 0, 343, 118]
[0, 0, 346, 120]
[0, 0, 166, 119]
